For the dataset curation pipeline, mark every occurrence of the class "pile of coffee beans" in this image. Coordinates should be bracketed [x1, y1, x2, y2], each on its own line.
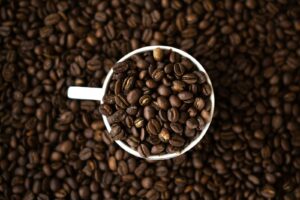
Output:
[100, 48, 212, 157]
[0, 0, 300, 199]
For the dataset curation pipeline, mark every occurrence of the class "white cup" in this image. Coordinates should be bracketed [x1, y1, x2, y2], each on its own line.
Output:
[68, 45, 215, 160]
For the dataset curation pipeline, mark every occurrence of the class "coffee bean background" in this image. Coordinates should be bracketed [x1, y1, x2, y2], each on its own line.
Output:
[0, 0, 300, 199]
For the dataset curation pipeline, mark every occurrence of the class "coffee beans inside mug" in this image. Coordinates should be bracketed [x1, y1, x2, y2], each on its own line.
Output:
[100, 48, 213, 157]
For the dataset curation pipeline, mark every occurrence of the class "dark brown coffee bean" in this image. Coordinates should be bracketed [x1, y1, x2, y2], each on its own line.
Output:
[194, 98, 205, 111]
[144, 106, 156, 120]
[157, 96, 170, 110]
[110, 124, 125, 140]
[79, 148, 92, 160]
[79, 186, 90, 200]
[56, 140, 73, 154]
[172, 80, 186, 92]
[146, 119, 161, 135]
[122, 76, 135, 92]
[126, 136, 139, 148]
[151, 144, 165, 154]
[174, 63, 186, 76]
[169, 95, 182, 107]
[139, 95, 152, 106]
[158, 85, 171, 96]
[178, 91, 193, 101]
[186, 118, 198, 129]
[167, 107, 179, 122]
[202, 83, 212, 96]
[170, 123, 183, 134]
[138, 144, 150, 157]
[99, 104, 113, 116]
[108, 110, 126, 124]
[44, 13, 61, 26]
[126, 106, 138, 116]
[113, 61, 129, 73]
[141, 177, 153, 189]
[182, 73, 198, 84]
[151, 68, 164, 81]
[169, 135, 185, 147]
[126, 89, 142, 105]
[261, 185, 276, 198]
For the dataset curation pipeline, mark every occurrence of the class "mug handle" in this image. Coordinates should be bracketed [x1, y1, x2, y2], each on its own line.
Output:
[67, 86, 104, 102]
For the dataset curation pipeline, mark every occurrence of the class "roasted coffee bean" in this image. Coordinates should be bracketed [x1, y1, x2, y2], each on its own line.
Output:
[174, 63, 186, 76]
[108, 110, 126, 124]
[79, 148, 92, 160]
[122, 76, 135, 92]
[144, 106, 156, 120]
[134, 117, 145, 128]
[186, 118, 198, 129]
[158, 128, 170, 143]
[153, 48, 163, 61]
[182, 73, 198, 84]
[110, 124, 125, 140]
[151, 68, 164, 81]
[169, 135, 185, 147]
[146, 119, 161, 135]
[167, 107, 179, 122]
[126, 106, 138, 116]
[172, 80, 186, 92]
[137, 144, 150, 157]
[126, 89, 142, 105]
[115, 95, 129, 109]
[139, 95, 152, 106]
[99, 104, 113, 116]
[151, 144, 165, 154]
[113, 61, 129, 73]
[178, 91, 193, 101]
[157, 96, 170, 110]
[170, 123, 183, 134]
[158, 85, 171, 96]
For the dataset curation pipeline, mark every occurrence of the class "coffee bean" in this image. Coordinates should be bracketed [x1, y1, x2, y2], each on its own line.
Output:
[127, 89, 142, 105]
[113, 61, 129, 73]
[182, 73, 198, 84]
[141, 177, 153, 189]
[79, 186, 90, 200]
[123, 76, 135, 92]
[186, 118, 198, 129]
[134, 117, 145, 128]
[261, 185, 276, 198]
[178, 91, 193, 101]
[144, 106, 156, 120]
[139, 95, 152, 106]
[153, 48, 163, 61]
[99, 104, 113, 115]
[167, 107, 179, 122]
[126, 106, 138, 116]
[108, 110, 126, 124]
[157, 96, 170, 110]
[169, 135, 185, 147]
[172, 80, 186, 92]
[158, 85, 171, 96]
[79, 148, 92, 160]
[44, 13, 61, 26]
[170, 123, 183, 134]
[151, 68, 165, 81]
[151, 144, 165, 154]
[138, 144, 150, 157]
[110, 124, 125, 140]
[146, 119, 161, 135]
[56, 140, 73, 154]
[174, 63, 186, 76]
